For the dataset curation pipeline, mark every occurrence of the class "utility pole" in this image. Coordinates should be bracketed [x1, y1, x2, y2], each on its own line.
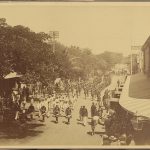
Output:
[49, 31, 59, 53]
[130, 52, 133, 75]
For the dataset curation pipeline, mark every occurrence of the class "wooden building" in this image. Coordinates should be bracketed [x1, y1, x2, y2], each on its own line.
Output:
[142, 36, 150, 76]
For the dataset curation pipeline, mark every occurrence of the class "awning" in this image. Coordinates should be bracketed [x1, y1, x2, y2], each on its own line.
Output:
[119, 76, 150, 118]
[4, 72, 22, 79]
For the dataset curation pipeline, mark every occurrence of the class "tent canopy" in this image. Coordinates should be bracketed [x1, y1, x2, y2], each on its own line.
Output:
[4, 72, 22, 79]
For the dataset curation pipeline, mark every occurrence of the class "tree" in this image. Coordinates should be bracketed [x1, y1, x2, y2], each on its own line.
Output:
[0, 19, 55, 83]
[98, 51, 123, 69]
[0, 18, 125, 84]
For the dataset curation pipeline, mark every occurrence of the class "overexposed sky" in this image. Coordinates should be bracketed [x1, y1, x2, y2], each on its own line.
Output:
[0, 2, 150, 56]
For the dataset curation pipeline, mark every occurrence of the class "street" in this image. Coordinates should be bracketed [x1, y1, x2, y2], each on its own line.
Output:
[0, 91, 102, 147]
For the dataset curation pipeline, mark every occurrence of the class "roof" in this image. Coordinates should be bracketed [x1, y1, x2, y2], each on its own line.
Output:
[142, 36, 150, 51]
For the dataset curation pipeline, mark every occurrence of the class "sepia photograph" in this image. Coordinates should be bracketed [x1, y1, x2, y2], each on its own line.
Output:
[0, 2, 150, 149]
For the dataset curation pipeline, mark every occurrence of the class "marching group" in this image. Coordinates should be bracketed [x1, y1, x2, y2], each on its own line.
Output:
[32, 73, 111, 125]
[0, 73, 110, 125]
[0, 71, 134, 145]
[0, 73, 132, 145]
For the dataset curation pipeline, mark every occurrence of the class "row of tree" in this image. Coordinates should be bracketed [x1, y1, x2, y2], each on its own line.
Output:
[0, 18, 124, 85]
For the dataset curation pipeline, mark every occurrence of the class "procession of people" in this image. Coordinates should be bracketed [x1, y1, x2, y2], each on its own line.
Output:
[0, 70, 134, 146]
[0, 73, 110, 121]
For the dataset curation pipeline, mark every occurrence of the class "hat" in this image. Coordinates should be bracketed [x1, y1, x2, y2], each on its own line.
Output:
[109, 136, 117, 141]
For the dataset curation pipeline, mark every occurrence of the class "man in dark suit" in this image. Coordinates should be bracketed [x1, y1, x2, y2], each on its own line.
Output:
[91, 102, 96, 118]
[82, 106, 88, 126]
[53, 105, 60, 123]
[65, 106, 72, 124]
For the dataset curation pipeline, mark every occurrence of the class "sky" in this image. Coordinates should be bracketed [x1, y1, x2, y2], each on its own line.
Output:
[0, 2, 150, 56]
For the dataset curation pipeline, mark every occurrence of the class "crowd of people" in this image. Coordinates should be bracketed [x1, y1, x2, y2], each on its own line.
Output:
[101, 75, 134, 145]
[0, 71, 135, 145]
[0, 73, 110, 125]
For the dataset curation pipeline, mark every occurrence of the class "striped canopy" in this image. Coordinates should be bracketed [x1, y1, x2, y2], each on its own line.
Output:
[120, 76, 150, 119]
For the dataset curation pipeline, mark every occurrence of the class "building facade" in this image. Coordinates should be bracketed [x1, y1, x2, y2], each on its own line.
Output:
[131, 45, 143, 74]
[142, 36, 150, 76]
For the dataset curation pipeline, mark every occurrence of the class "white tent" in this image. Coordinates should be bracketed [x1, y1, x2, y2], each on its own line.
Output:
[4, 72, 22, 79]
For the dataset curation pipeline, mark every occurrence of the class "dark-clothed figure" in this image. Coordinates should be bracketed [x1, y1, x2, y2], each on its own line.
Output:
[117, 80, 120, 87]
[28, 103, 35, 120]
[104, 116, 112, 136]
[12, 100, 20, 121]
[40, 105, 47, 122]
[19, 109, 27, 124]
[53, 105, 60, 123]
[82, 106, 88, 126]
[91, 103, 96, 118]
[25, 86, 30, 101]
[98, 106, 103, 119]
[22, 86, 26, 99]
[65, 106, 72, 124]
[22, 86, 30, 102]
[79, 106, 83, 121]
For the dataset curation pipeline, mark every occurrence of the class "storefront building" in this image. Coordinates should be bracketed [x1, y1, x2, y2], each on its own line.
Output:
[142, 36, 150, 76]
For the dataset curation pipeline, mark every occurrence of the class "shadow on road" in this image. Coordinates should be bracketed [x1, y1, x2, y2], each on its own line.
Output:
[87, 131, 92, 136]
[51, 120, 58, 124]
[88, 121, 91, 125]
[77, 122, 84, 126]
[0, 121, 44, 139]
[87, 131, 105, 136]
[62, 121, 69, 125]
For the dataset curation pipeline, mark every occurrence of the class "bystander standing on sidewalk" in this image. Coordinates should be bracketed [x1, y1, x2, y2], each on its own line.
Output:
[79, 106, 83, 121]
[82, 106, 88, 126]
[91, 102, 96, 118]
